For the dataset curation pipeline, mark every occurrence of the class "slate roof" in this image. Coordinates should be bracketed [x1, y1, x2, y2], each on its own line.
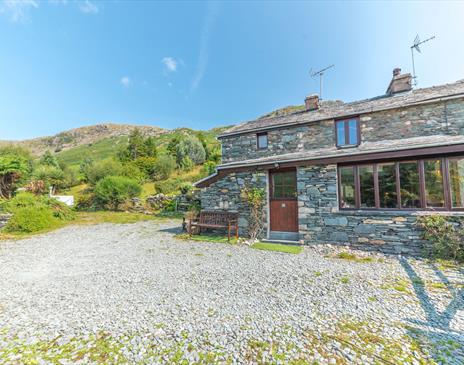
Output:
[217, 135, 464, 170]
[219, 79, 464, 138]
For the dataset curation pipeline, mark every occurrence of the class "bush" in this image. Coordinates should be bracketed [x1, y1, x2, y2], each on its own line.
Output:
[152, 155, 175, 181]
[202, 161, 217, 176]
[417, 215, 464, 262]
[1, 192, 75, 221]
[33, 165, 65, 192]
[75, 192, 96, 211]
[5, 206, 57, 233]
[175, 136, 206, 166]
[94, 176, 142, 210]
[83, 159, 124, 186]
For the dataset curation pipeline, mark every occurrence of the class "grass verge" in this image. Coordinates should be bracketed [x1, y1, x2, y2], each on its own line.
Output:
[175, 233, 238, 244]
[0, 211, 181, 241]
[251, 242, 302, 254]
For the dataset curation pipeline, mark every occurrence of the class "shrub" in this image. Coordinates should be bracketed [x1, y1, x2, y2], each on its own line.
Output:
[76, 192, 96, 211]
[241, 186, 266, 242]
[5, 206, 57, 233]
[94, 176, 142, 210]
[83, 159, 124, 185]
[175, 136, 206, 166]
[417, 215, 464, 262]
[1, 192, 75, 221]
[152, 155, 175, 181]
[202, 161, 217, 176]
[179, 156, 194, 172]
[33, 165, 65, 193]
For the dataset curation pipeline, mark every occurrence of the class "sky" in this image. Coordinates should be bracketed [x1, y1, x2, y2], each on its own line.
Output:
[1, 0, 464, 140]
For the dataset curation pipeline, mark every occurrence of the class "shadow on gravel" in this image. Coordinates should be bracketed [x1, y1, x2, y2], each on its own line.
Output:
[399, 257, 464, 363]
[158, 226, 183, 235]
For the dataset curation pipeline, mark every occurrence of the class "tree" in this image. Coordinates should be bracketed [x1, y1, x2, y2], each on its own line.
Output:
[0, 146, 32, 199]
[40, 150, 60, 168]
[175, 135, 206, 166]
[152, 154, 175, 181]
[143, 137, 157, 158]
[119, 129, 157, 161]
[94, 176, 141, 210]
[33, 165, 65, 193]
[0, 154, 30, 199]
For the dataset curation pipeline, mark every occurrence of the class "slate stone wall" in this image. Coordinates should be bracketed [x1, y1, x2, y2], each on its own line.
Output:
[201, 163, 463, 255]
[200, 171, 268, 237]
[297, 164, 437, 256]
[221, 98, 464, 164]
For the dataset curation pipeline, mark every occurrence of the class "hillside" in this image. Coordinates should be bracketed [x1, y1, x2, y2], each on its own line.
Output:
[1, 123, 233, 169]
[0, 123, 168, 156]
[56, 126, 230, 168]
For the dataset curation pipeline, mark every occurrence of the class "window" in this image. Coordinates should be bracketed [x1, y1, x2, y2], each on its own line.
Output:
[257, 132, 268, 149]
[338, 156, 464, 211]
[272, 171, 296, 199]
[424, 159, 445, 208]
[335, 118, 360, 147]
[449, 158, 464, 208]
[359, 165, 375, 208]
[399, 162, 421, 208]
[339, 166, 356, 208]
[378, 163, 398, 208]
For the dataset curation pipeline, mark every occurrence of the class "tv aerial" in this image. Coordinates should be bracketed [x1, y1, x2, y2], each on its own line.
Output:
[310, 64, 334, 99]
[411, 34, 435, 86]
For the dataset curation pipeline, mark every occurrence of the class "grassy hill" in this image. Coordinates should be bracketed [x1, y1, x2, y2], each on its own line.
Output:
[0, 123, 167, 156]
[55, 125, 230, 168]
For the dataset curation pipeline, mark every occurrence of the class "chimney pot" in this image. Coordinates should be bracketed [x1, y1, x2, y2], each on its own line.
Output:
[305, 94, 319, 111]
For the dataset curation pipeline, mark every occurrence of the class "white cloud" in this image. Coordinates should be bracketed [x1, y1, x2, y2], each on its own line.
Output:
[79, 0, 98, 14]
[120, 76, 131, 87]
[190, 2, 219, 92]
[0, 0, 38, 23]
[162, 57, 178, 73]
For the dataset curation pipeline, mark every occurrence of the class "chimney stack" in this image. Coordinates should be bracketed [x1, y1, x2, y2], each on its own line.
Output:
[305, 94, 319, 111]
[386, 68, 412, 95]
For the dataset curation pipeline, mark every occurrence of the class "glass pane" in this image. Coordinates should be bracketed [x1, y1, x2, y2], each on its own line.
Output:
[339, 167, 356, 208]
[359, 165, 375, 208]
[273, 172, 295, 199]
[258, 134, 267, 148]
[378, 163, 397, 208]
[399, 162, 421, 208]
[424, 160, 445, 208]
[348, 119, 358, 145]
[283, 173, 295, 185]
[273, 185, 282, 199]
[450, 158, 464, 208]
[336, 122, 345, 146]
[282, 185, 295, 198]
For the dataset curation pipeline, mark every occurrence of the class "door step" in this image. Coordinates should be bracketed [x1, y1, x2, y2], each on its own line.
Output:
[269, 231, 299, 242]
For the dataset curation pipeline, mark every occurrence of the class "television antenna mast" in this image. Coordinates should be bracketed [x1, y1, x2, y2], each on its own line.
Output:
[410, 34, 435, 86]
[310, 64, 334, 99]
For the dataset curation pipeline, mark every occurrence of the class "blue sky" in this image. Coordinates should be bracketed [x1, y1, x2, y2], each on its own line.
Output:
[1, 1, 464, 140]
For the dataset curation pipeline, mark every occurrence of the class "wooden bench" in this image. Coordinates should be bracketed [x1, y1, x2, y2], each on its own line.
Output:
[188, 211, 239, 241]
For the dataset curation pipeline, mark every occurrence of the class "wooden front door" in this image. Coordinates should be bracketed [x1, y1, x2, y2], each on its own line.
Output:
[270, 169, 298, 232]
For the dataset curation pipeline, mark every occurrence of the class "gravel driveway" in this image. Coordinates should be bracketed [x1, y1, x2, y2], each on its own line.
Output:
[0, 219, 463, 364]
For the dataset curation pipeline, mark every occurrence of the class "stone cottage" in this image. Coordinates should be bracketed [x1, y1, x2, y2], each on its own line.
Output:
[195, 69, 464, 254]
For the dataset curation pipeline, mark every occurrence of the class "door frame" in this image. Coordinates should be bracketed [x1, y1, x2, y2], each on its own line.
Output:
[268, 167, 298, 233]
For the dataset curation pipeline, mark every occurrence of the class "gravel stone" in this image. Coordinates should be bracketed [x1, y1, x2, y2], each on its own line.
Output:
[0, 220, 463, 364]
